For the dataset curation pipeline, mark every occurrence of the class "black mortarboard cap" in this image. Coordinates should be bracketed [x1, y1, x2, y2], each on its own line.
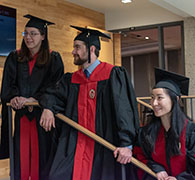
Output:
[70, 25, 111, 63]
[154, 67, 189, 96]
[24, 14, 54, 34]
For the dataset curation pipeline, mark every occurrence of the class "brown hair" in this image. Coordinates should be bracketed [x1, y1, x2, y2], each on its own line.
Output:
[18, 29, 51, 66]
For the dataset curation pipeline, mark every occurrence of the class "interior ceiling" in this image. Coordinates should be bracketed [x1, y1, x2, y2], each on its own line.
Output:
[65, 0, 195, 17]
[65, 0, 194, 56]
[121, 25, 182, 56]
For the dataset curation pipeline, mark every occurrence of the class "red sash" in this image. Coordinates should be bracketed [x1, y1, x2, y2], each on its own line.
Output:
[152, 121, 187, 176]
[20, 116, 39, 180]
[72, 62, 113, 180]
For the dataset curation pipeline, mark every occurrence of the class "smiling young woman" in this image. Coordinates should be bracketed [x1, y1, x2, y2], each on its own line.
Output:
[22, 27, 44, 55]
[133, 68, 195, 180]
[0, 14, 64, 180]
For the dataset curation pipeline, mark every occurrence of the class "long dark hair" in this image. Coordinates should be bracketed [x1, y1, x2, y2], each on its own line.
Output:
[18, 29, 51, 66]
[141, 88, 186, 157]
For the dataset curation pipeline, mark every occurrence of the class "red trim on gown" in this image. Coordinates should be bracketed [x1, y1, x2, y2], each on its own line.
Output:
[20, 53, 39, 180]
[72, 62, 114, 180]
[152, 120, 187, 176]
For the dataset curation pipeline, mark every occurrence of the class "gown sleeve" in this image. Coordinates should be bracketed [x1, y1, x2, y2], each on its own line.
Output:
[0, 50, 19, 159]
[176, 121, 195, 179]
[110, 66, 140, 147]
[186, 121, 195, 173]
[132, 137, 150, 180]
[138, 127, 166, 174]
[39, 73, 74, 176]
[33, 51, 64, 100]
[1, 50, 19, 102]
[39, 72, 72, 114]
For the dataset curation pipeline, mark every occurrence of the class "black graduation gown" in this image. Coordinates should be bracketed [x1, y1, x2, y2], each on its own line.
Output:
[0, 50, 64, 179]
[40, 62, 140, 180]
[134, 120, 195, 180]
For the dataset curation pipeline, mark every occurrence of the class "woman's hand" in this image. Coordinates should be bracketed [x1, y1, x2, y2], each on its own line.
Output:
[10, 97, 37, 109]
[10, 96, 27, 109]
[10, 97, 19, 109]
[25, 97, 37, 103]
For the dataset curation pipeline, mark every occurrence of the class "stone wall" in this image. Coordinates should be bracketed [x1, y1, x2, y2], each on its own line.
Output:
[184, 17, 195, 121]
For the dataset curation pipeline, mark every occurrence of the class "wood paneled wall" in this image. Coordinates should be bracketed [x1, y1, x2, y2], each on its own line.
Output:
[0, 1, 121, 178]
[0, 0, 115, 72]
[113, 34, 122, 66]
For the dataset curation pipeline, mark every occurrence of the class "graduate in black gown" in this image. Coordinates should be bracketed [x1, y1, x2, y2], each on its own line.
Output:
[133, 68, 195, 180]
[39, 26, 140, 180]
[0, 14, 64, 180]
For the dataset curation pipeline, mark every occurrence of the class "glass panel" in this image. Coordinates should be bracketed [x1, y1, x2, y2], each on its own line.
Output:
[121, 23, 184, 97]
[121, 28, 159, 96]
[163, 25, 184, 75]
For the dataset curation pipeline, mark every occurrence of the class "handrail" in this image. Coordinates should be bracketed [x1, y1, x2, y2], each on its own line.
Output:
[137, 95, 195, 122]
[136, 98, 152, 110]
[7, 102, 157, 178]
[137, 95, 195, 100]
[6, 102, 39, 106]
[181, 95, 195, 99]
[137, 97, 151, 100]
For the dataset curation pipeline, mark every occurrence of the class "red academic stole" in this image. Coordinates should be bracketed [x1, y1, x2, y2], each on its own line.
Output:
[71, 62, 114, 180]
[20, 53, 39, 180]
[152, 121, 187, 176]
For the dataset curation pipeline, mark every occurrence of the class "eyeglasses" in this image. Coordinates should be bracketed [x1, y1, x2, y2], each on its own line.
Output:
[22, 31, 40, 38]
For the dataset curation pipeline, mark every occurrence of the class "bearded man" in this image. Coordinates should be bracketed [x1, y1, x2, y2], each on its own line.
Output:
[39, 26, 139, 180]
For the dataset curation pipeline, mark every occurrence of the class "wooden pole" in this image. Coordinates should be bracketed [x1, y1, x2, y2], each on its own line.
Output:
[136, 99, 153, 110]
[6, 102, 157, 178]
[6, 102, 39, 107]
[56, 113, 157, 178]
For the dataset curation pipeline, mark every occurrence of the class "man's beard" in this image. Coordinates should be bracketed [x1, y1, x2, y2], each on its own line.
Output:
[74, 55, 88, 65]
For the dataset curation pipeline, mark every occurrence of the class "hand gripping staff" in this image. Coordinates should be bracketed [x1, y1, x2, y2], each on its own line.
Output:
[55, 113, 157, 179]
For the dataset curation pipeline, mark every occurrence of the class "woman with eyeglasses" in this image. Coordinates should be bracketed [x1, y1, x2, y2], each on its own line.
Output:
[133, 68, 195, 180]
[0, 14, 64, 180]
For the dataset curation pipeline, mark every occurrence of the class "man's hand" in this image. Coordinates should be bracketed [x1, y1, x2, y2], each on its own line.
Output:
[113, 147, 132, 164]
[40, 109, 55, 132]
[156, 171, 169, 180]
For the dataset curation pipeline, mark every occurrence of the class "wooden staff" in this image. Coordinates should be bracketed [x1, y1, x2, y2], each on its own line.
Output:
[7, 102, 157, 178]
[56, 113, 157, 178]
